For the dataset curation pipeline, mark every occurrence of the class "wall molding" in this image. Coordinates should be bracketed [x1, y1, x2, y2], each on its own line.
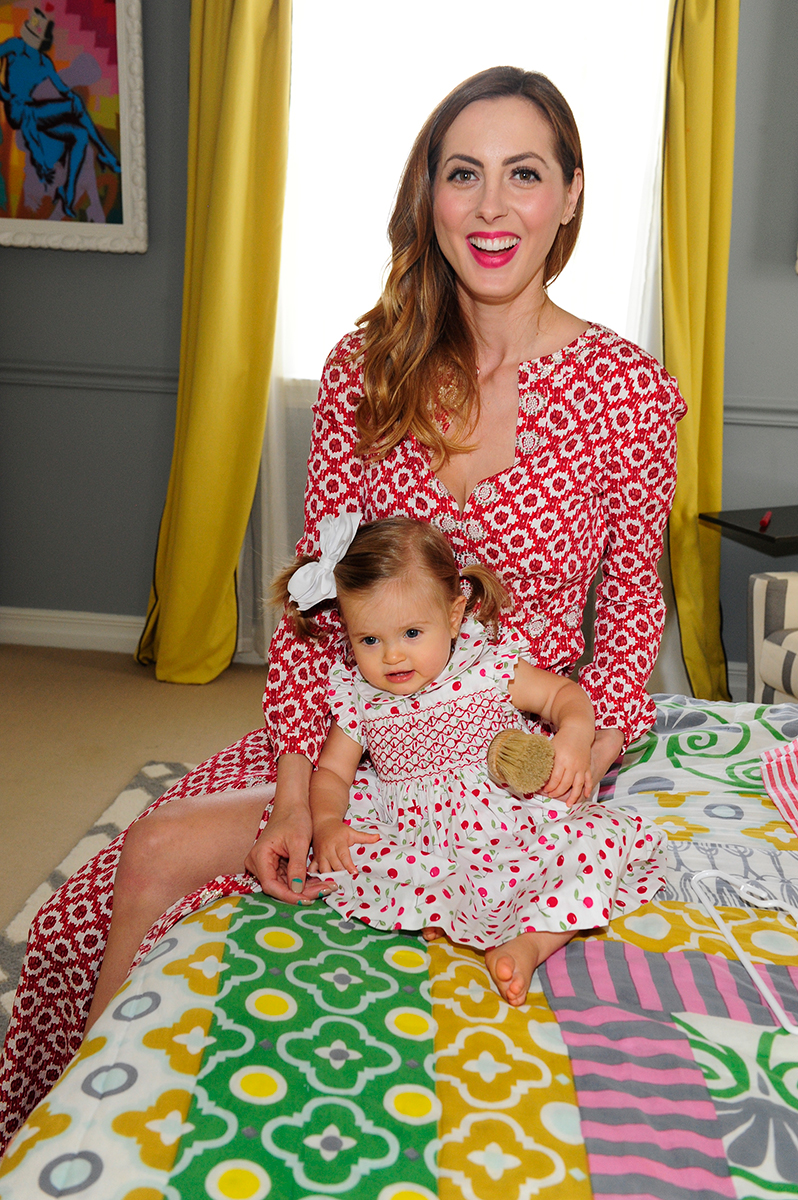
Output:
[2, 606, 264, 665]
[0, 359, 179, 396]
[0, 607, 145, 654]
[724, 399, 798, 428]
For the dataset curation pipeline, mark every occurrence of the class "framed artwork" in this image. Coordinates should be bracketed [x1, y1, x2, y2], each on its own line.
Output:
[0, 0, 146, 252]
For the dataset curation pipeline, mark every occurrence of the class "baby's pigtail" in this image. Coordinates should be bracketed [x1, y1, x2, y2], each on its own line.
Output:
[461, 564, 511, 635]
[271, 556, 324, 640]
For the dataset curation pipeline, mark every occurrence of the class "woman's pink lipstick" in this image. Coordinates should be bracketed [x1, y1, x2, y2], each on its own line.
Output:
[467, 232, 520, 269]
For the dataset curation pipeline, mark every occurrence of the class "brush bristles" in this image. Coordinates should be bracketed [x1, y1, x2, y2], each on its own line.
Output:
[487, 729, 555, 794]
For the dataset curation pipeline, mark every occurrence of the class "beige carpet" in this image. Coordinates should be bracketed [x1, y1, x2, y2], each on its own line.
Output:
[0, 643, 266, 931]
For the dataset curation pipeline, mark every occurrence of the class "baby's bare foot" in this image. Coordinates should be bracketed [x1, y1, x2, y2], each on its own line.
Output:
[421, 926, 444, 943]
[485, 936, 539, 1006]
[485, 930, 575, 1007]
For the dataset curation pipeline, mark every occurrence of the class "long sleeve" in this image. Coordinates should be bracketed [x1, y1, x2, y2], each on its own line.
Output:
[579, 361, 686, 744]
[263, 333, 366, 761]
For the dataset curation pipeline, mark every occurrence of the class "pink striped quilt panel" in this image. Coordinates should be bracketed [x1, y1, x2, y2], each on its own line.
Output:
[541, 938, 798, 1200]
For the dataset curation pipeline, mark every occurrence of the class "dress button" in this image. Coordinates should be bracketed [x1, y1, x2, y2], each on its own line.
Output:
[473, 481, 497, 505]
[466, 520, 485, 541]
[564, 608, 581, 629]
[522, 391, 546, 415]
[440, 514, 457, 534]
[528, 615, 548, 637]
[519, 432, 542, 455]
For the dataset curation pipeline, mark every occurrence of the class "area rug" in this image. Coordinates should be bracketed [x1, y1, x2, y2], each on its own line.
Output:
[0, 762, 193, 1045]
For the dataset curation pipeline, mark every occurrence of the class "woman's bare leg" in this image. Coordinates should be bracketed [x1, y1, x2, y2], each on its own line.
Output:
[84, 787, 272, 1033]
[484, 930, 574, 1007]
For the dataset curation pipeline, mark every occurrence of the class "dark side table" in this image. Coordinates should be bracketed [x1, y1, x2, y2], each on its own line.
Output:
[699, 505, 798, 557]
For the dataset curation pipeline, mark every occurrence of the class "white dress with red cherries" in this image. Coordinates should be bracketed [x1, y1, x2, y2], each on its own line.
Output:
[323, 619, 667, 947]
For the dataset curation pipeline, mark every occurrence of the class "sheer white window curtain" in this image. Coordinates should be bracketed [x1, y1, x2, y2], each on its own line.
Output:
[238, 0, 689, 693]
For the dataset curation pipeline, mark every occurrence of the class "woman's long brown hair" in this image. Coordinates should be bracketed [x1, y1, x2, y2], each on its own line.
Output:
[355, 66, 584, 463]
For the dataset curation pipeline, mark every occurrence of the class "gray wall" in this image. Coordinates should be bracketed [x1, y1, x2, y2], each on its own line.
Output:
[720, 0, 798, 661]
[0, 0, 190, 616]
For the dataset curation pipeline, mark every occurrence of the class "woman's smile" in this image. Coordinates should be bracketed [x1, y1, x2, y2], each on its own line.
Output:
[467, 231, 521, 268]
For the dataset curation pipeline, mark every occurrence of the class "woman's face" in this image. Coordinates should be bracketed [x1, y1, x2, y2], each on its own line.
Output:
[432, 95, 582, 308]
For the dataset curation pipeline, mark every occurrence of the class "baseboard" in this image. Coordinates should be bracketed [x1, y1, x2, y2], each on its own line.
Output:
[727, 660, 747, 703]
[1, 606, 267, 665]
[0, 607, 144, 654]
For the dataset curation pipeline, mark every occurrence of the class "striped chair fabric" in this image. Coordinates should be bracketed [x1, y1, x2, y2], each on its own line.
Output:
[748, 571, 798, 702]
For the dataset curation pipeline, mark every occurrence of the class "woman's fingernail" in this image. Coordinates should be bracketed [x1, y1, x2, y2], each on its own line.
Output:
[296, 898, 311, 906]
[318, 886, 339, 897]
[290, 878, 304, 894]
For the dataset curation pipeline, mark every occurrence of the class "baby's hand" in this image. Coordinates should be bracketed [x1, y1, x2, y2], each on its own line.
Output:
[310, 818, 379, 876]
[540, 731, 593, 808]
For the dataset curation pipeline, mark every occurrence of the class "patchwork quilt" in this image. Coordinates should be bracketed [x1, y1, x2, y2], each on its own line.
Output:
[2, 696, 797, 1200]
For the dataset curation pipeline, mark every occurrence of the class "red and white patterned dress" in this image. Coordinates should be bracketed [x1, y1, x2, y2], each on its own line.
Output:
[0, 323, 685, 1152]
[323, 619, 667, 944]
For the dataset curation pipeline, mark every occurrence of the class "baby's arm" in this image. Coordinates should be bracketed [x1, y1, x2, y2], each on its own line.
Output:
[310, 721, 380, 875]
[507, 661, 596, 806]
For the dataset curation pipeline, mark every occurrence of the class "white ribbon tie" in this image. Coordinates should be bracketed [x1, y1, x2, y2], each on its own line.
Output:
[287, 509, 362, 610]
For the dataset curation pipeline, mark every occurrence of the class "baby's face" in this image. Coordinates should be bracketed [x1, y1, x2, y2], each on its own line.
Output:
[339, 575, 466, 695]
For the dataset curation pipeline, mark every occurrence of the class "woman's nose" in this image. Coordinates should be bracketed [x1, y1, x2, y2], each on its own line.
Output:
[475, 177, 508, 222]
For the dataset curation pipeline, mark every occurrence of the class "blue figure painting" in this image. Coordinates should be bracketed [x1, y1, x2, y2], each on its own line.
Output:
[0, 3, 122, 222]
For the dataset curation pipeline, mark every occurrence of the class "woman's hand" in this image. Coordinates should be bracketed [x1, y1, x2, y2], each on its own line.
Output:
[244, 754, 324, 904]
[310, 818, 380, 877]
[589, 727, 625, 787]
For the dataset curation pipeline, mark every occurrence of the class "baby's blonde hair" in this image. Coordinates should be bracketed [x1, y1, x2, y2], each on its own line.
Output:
[273, 516, 511, 640]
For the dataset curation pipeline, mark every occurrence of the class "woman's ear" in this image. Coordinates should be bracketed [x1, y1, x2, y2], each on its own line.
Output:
[562, 167, 583, 225]
[449, 593, 467, 637]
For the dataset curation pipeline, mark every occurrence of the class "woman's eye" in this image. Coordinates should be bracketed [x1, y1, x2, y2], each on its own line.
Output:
[513, 167, 540, 183]
[448, 167, 476, 183]
[405, 628, 421, 640]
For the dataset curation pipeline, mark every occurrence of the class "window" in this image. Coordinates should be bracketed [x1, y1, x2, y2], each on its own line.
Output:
[278, 0, 672, 379]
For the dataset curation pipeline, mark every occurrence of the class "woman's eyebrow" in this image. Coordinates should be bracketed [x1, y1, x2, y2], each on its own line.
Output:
[504, 151, 547, 166]
[442, 151, 548, 168]
[442, 153, 483, 168]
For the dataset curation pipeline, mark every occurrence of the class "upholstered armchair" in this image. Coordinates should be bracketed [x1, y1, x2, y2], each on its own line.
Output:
[748, 572, 798, 702]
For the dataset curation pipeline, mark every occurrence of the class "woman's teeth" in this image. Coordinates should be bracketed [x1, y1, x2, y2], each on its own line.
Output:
[468, 236, 520, 252]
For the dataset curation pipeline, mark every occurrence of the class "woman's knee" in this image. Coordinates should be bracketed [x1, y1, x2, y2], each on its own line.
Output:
[115, 803, 190, 897]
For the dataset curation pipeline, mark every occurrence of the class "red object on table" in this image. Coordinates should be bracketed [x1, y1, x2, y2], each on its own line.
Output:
[759, 510, 773, 531]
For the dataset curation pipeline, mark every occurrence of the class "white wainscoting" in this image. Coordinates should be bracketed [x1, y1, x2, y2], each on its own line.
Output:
[0, 607, 144, 654]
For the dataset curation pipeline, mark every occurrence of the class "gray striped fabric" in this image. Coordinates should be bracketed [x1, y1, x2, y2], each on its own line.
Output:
[542, 938, 798, 1199]
[760, 627, 798, 699]
[747, 572, 798, 701]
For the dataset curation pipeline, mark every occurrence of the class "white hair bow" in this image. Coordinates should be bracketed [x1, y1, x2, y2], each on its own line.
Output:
[287, 509, 362, 610]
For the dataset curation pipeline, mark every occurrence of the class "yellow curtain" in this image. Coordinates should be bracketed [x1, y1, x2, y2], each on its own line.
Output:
[137, 0, 291, 682]
[663, 0, 738, 701]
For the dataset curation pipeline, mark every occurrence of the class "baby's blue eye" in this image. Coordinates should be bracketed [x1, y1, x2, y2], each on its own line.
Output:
[362, 636, 378, 646]
[405, 629, 421, 640]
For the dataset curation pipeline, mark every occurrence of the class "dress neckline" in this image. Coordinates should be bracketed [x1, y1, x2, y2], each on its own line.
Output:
[428, 323, 603, 516]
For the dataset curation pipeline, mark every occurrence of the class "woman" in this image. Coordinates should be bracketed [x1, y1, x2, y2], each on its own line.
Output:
[0, 65, 685, 1151]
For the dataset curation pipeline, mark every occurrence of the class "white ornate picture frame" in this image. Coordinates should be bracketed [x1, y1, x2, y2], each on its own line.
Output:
[0, 0, 146, 252]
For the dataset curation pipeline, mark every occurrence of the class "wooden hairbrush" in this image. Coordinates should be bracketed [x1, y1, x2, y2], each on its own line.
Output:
[487, 729, 555, 795]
